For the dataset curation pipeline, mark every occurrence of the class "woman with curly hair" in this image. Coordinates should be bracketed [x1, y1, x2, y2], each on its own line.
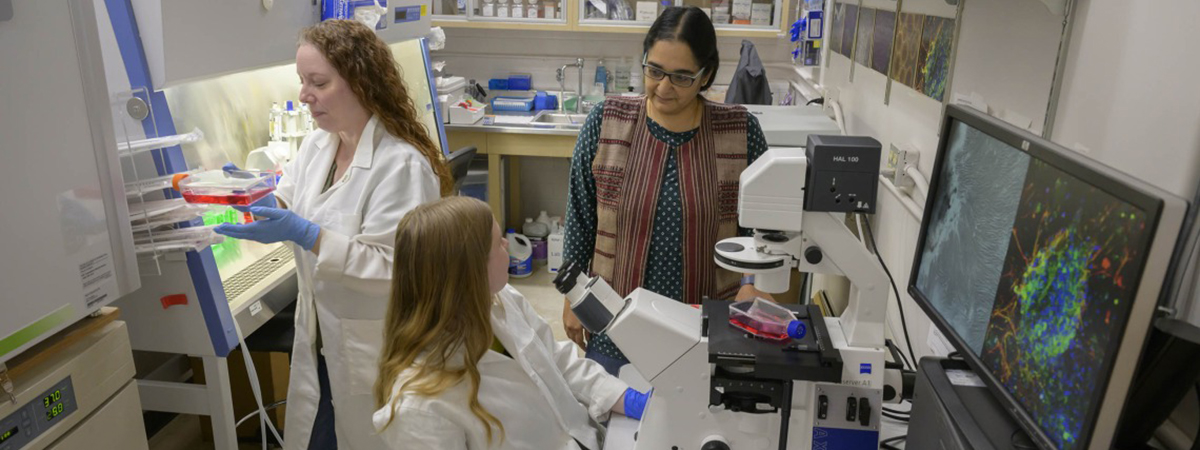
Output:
[215, 19, 451, 449]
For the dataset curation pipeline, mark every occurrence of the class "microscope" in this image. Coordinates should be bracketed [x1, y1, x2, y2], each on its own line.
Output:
[555, 136, 903, 450]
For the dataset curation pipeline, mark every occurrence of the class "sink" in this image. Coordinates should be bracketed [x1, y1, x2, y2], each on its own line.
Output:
[531, 112, 589, 127]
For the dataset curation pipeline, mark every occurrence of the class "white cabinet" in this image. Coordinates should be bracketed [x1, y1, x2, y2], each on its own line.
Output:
[131, 0, 319, 88]
[131, 0, 431, 88]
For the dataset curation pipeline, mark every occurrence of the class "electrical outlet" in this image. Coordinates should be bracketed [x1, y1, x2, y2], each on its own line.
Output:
[887, 144, 919, 188]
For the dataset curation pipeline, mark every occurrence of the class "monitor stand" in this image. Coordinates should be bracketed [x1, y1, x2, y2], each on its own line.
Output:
[908, 357, 1038, 450]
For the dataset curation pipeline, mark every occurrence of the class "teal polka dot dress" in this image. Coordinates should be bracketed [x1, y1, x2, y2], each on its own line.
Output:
[564, 100, 769, 362]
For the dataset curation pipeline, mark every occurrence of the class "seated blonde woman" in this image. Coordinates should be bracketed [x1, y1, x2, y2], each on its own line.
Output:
[372, 196, 650, 449]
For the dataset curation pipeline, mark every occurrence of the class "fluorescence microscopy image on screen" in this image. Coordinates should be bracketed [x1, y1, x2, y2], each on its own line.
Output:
[980, 159, 1152, 450]
[916, 121, 1029, 352]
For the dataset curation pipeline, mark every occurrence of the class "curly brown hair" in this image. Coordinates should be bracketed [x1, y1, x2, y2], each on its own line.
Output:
[301, 20, 453, 197]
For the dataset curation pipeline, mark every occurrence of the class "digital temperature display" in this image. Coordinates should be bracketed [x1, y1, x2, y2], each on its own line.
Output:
[0, 378, 75, 448]
[43, 388, 67, 421]
[43, 390, 62, 408]
[0, 426, 16, 443]
[46, 402, 66, 421]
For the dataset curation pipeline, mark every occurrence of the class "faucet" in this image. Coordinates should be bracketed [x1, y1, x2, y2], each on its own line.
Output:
[557, 58, 585, 113]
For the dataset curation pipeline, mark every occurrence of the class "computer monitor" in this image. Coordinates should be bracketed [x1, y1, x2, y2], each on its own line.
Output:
[908, 105, 1187, 449]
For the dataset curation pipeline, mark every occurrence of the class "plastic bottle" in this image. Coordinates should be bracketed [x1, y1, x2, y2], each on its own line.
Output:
[482, 0, 495, 17]
[614, 57, 631, 93]
[628, 59, 643, 94]
[522, 217, 549, 238]
[547, 228, 565, 273]
[512, 0, 524, 19]
[528, 231, 548, 266]
[269, 102, 283, 140]
[506, 229, 533, 278]
[496, 0, 509, 18]
[299, 104, 314, 133]
[594, 58, 608, 94]
[285, 101, 298, 136]
[535, 211, 553, 231]
[527, 0, 539, 18]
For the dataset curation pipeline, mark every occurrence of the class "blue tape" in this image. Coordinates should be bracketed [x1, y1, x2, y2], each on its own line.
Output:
[812, 427, 879, 450]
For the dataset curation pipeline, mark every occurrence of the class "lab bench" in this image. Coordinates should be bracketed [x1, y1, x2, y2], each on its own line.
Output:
[446, 114, 581, 229]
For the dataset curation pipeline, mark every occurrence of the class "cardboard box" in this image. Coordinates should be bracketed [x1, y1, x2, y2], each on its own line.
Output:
[751, 3, 772, 25]
[711, 0, 730, 24]
[449, 102, 486, 124]
[731, 0, 752, 24]
[636, 1, 658, 21]
[547, 233, 564, 273]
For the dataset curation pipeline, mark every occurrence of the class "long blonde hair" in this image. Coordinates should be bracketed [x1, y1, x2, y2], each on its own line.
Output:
[301, 20, 454, 197]
[375, 196, 504, 443]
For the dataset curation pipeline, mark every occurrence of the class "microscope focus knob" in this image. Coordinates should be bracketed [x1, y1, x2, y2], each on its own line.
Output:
[701, 441, 731, 450]
[804, 246, 823, 265]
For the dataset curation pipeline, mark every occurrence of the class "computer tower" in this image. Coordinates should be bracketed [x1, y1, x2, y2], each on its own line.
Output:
[908, 357, 1036, 450]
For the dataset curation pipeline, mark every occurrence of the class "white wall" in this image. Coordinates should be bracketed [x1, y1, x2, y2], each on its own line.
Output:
[1050, 0, 1200, 199]
[817, 0, 1072, 360]
[952, 0, 1063, 135]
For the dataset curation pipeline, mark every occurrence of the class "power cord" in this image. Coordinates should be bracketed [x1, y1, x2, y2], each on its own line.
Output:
[886, 339, 912, 371]
[232, 319, 285, 448]
[1192, 383, 1200, 450]
[883, 399, 912, 419]
[861, 213, 918, 371]
[880, 434, 907, 450]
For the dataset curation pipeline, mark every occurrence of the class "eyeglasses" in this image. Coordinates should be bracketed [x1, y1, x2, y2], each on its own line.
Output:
[641, 54, 706, 88]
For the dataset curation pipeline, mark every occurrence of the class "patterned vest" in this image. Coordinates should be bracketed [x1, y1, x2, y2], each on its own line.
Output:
[590, 96, 748, 304]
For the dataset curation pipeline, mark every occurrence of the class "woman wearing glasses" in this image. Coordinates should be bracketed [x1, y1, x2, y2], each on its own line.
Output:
[561, 6, 771, 375]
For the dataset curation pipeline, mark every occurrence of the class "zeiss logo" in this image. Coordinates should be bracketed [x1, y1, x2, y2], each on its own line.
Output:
[860, 363, 872, 374]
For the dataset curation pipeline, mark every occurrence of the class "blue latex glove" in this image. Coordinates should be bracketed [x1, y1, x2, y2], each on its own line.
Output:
[222, 162, 277, 211]
[214, 206, 320, 250]
[623, 388, 651, 421]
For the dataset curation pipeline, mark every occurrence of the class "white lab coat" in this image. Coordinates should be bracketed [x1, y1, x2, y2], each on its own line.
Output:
[275, 115, 440, 450]
[372, 285, 629, 450]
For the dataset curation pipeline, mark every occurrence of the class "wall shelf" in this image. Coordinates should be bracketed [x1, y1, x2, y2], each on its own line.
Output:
[431, 0, 790, 38]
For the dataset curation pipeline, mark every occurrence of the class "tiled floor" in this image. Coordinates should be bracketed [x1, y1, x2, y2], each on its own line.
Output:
[149, 266, 568, 449]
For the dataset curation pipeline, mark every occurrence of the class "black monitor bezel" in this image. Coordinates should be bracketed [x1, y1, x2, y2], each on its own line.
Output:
[907, 104, 1165, 450]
